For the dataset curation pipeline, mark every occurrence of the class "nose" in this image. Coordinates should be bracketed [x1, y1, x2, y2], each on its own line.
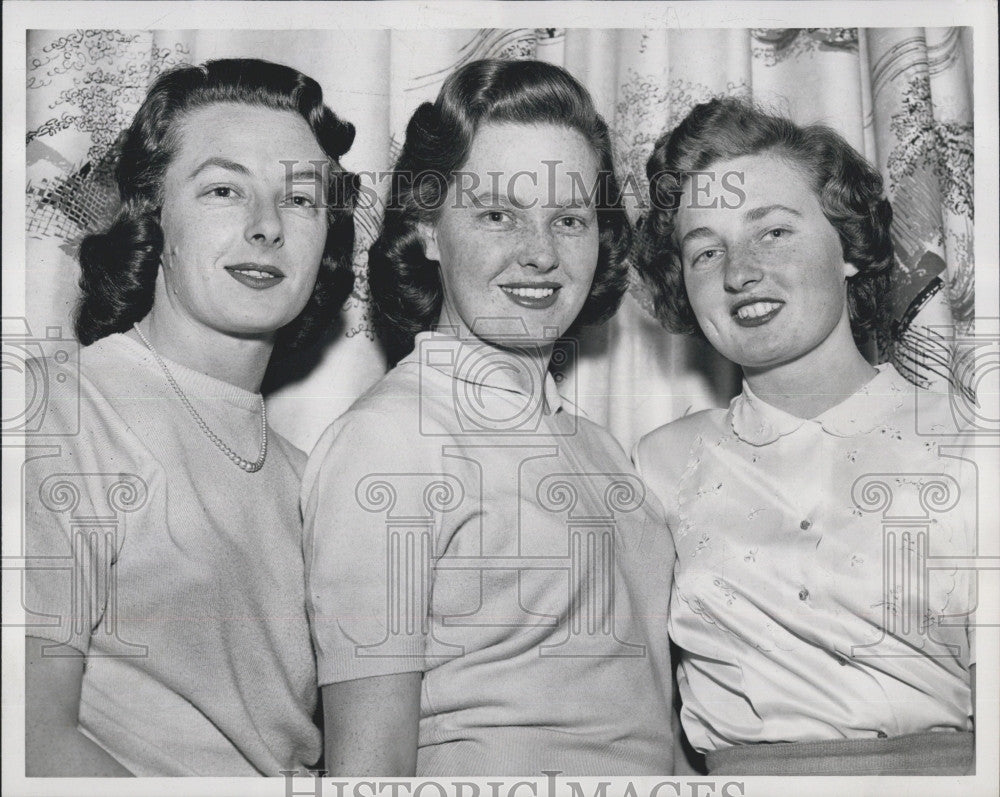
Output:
[517, 224, 558, 272]
[245, 195, 284, 247]
[723, 242, 763, 292]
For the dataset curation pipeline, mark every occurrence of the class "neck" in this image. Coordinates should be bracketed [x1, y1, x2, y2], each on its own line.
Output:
[133, 308, 274, 393]
[436, 301, 553, 404]
[743, 313, 877, 418]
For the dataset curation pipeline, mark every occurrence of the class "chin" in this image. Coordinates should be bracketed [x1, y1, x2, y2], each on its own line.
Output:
[220, 318, 292, 339]
[736, 349, 802, 371]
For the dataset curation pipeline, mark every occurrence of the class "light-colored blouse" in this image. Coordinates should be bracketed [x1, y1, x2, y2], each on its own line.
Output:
[635, 364, 975, 753]
[303, 330, 676, 775]
[25, 333, 320, 775]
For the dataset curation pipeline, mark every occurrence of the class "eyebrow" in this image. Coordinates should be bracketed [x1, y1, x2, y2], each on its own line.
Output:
[290, 166, 326, 179]
[187, 157, 252, 180]
[472, 191, 535, 212]
[743, 204, 802, 223]
[471, 191, 594, 212]
[187, 157, 328, 188]
[474, 190, 514, 206]
[678, 226, 716, 249]
[678, 204, 803, 248]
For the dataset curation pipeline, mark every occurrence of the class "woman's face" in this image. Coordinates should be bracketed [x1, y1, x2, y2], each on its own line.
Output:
[156, 103, 330, 340]
[421, 121, 601, 348]
[675, 152, 858, 371]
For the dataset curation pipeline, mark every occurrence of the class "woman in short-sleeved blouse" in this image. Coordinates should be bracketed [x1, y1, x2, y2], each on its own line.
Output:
[303, 59, 676, 776]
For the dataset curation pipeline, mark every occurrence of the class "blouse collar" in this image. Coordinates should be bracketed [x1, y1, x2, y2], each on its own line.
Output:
[728, 363, 910, 446]
[401, 329, 565, 415]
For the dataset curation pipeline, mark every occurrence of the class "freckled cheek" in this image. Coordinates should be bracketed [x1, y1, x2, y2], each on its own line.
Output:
[435, 233, 470, 271]
[463, 239, 512, 282]
[559, 236, 599, 275]
[684, 274, 718, 321]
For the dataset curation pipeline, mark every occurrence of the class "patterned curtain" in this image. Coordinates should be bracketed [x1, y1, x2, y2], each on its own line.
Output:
[25, 28, 974, 453]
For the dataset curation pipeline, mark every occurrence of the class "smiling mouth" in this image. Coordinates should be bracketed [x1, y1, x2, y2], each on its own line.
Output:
[502, 286, 558, 299]
[225, 264, 286, 290]
[732, 299, 784, 327]
[500, 284, 561, 310]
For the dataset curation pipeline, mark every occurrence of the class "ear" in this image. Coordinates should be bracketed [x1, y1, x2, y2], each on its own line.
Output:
[417, 222, 440, 262]
[843, 260, 859, 279]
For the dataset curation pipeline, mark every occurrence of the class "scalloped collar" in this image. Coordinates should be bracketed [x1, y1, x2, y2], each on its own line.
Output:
[728, 363, 910, 446]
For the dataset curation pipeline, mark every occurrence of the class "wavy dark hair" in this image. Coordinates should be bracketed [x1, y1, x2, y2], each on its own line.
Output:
[368, 58, 632, 363]
[75, 58, 358, 349]
[634, 97, 893, 344]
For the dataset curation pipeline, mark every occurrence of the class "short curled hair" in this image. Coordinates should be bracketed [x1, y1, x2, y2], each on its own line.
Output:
[367, 58, 631, 363]
[75, 58, 358, 350]
[634, 97, 893, 343]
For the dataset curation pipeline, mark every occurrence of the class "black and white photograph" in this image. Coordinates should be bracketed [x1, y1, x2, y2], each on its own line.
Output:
[3, 2, 998, 796]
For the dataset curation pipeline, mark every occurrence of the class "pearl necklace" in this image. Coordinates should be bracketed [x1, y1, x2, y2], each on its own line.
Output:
[133, 323, 267, 473]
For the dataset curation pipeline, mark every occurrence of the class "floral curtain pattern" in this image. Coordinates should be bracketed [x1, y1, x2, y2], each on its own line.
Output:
[25, 27, 974, 452]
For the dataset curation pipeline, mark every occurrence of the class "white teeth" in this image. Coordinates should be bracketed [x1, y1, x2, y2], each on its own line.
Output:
[503, 287, 556, 298]
[237, 269, 275, 279]
[736, 301, 781, 319]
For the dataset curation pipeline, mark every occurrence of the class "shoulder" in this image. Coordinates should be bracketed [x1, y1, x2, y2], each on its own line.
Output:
[302, 366, 451, 498]
[77, 333, 146, 389]
[894, 376, 974, 439]
[890, 375, 981, 487]
[268, 427, 308, 479]
[633, 409, 727, 509]
[23, 337, 158, 537]
[313, 364, 432, 449]
[873, 368, 977, 465]
[24, 333, 147, 451]
[634, 408, 727, 473]
[573, 415, 633, 463]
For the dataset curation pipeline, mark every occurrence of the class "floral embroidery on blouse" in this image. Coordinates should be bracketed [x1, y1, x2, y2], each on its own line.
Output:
[650, 363, 975, 751]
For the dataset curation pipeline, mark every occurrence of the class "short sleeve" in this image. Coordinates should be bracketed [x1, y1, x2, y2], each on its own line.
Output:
[967, 578, 976, 667]
[632, 413, 713, 522]
[302, 406, 452, 686]
[23, 361, 135, 654]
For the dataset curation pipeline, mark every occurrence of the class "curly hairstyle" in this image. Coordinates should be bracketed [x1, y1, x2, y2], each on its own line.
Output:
[633, 97, 893, 344]
[367, 58, 632, 363]
[75, 58, 358, 350]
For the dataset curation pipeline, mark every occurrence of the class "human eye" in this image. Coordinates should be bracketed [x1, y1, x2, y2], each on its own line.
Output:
[205, 185, 238, 199]
[201, 184, 244, 203]
[285, 193, 319, 210]
[554, 215, 589, 232]
[690, 248, 724, 267]
[763, 227, 790, 241]
[479, 209, 515, 228]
